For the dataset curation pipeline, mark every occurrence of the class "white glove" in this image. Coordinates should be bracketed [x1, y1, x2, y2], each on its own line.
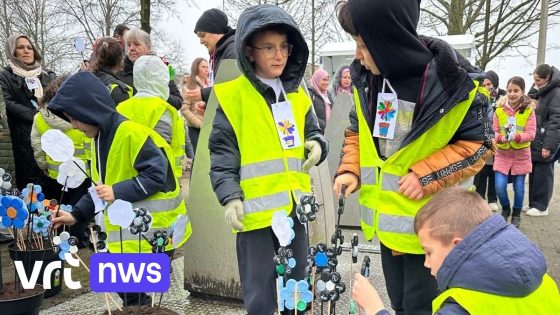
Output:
[302, 140, 322, 173]
[224, 199, 244, 231]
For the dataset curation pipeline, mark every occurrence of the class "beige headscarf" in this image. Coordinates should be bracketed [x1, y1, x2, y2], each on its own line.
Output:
[4, 34, 44, 98]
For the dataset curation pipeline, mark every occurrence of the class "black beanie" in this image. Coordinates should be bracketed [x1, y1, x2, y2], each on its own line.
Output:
[194, 9, 231, 34]
[485, 70, 500, 89]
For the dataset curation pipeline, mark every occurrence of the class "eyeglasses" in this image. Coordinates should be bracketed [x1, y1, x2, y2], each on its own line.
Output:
[251, 43, 293, 57]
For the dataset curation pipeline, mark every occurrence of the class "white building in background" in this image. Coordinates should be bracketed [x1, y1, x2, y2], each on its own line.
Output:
[319, 34, 476, 76]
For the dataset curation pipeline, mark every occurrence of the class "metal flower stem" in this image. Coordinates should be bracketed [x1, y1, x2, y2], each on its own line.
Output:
[157, 249, 175, 309]
[72, 160, 95, 184]
[137, 232, 141, 315]
[120, 227, 128, 308]
[26, 185, 35, 248]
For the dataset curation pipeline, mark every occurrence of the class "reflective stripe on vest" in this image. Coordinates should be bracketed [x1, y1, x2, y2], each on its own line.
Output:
[432, 274, 560, 314]
[116, 97, 186, 179]
[495, 106, 532, 150]
[35, 113, 90, 179]
[91, 121, 191, 253]
[355, 82, 486, 254]
[214, 75, 312, 232]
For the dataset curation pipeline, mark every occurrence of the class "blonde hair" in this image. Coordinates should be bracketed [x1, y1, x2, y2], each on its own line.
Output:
[414, 187, 492, 245]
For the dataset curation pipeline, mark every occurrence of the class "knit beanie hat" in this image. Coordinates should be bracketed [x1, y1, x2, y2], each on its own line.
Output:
[194, 9, 232, 34]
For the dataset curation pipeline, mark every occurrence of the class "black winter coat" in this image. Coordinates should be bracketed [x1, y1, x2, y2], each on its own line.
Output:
[0, 66, 56, 190]
[308, 88, 333, 131]
[118, 57, 183, 109]
[201, 30, 237, 104]
[93, 69, 131, 106]
[209, 5, 328, 206]
[529, 66, 560, 162]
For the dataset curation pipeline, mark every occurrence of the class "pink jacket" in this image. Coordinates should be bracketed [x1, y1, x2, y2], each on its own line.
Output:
[493, 97, 536, 175]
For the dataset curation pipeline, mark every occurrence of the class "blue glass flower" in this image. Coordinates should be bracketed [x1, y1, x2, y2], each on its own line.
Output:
[278, 278, 313, 311]
[32, 215, 50, 237]
[21, 184, 44, 213]
[0, 195, 29, 229]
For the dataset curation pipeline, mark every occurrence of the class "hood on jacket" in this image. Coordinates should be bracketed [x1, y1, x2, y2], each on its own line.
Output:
[437, 215, 547, 297]
[133, 55, 170, 100]
[48, 71, 124, 135]
[349, 0, 432, 82]
[535, 66, 560, 98]
[235, 4, 309, 94]
[39, 107, 73, 132]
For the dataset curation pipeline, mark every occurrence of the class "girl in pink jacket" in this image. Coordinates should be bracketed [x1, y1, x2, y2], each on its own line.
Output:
[493, 76, 536, 228]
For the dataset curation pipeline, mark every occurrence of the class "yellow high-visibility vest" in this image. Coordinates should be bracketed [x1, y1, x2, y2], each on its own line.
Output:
[495, 106, 532, 150]
[116, 96, 186, 180]
[91, 120, 191, 253]
[34, 113, 90, 179]
[356, 81, 489, 253]
[432, 274, 560, 314]
[214, 75, 312, 232]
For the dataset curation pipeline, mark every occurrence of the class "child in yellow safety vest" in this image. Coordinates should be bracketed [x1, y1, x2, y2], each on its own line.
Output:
[492, 76, 536, 228]
[209, 4, 328, 314]
[351, 187, 560, 315]
[30, 75, 91, 203]
[49, 71, 191, 306]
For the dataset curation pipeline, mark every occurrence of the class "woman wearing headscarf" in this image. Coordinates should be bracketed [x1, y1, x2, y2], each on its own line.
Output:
[329, 64, 353, 97]
[0, 34, 56, 191]
[308, 68, 334, 131]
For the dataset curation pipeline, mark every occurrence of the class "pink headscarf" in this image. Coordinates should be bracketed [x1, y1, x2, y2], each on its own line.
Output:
[309, 68, 332, 120]
[337, 67, 352, 94]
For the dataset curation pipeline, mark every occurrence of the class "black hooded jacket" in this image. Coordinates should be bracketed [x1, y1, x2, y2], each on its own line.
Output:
[338, 0, 492, 192]
[93, 68, 131, 106]
[529, 66, 560, 162]
[48, 72, 171, 224]
[208, 4, 328, 205]
[118, 57, 183, 109]
[201, 29, 237, 103]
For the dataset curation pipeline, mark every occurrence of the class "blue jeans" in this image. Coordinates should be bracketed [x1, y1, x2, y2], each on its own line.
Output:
[495, 172, 526, 210]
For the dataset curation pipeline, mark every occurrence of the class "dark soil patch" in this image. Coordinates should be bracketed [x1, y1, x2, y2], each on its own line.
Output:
[101, 305, 178, 315]
[0, 282, 44, 300]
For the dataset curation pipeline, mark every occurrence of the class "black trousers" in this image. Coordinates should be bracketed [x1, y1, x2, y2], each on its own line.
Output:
[236, 217, 308, 315]
[380, 243, 438, 315]
[474, 164, 497, 203]
[529, 161, 555, 211]
[188, 127, 200, 157]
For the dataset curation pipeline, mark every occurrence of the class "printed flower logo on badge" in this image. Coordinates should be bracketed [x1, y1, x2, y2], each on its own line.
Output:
[378, 100, 396, 121]
[377, 100, 396, 137]
[278, 120, 296, 147]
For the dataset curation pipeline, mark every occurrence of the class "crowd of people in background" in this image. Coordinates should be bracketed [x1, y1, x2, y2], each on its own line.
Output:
[0, 1, 559, 314]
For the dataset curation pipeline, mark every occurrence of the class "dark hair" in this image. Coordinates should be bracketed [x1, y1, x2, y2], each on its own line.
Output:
[507, 76, 531, 113]
[507, 76, 525, 91]
[40, 75, 69, 108]
[90, 37, 123, 72]
[113, 24, 129, 37]
[336, 1, 357, 36]
[534, 64, 552, 80]
[185, 57, 208, 89]
[246, 24, 289, 47]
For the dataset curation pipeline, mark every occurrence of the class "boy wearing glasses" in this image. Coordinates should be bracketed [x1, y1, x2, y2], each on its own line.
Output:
[209, 4, 328, 314]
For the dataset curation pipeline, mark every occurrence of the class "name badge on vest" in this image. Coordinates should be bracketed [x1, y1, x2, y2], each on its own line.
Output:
[25, 77, 40, 90]
[505, 116, 516, 141]
[272, 100, 302, 150]
[373, 79, 399, 140]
